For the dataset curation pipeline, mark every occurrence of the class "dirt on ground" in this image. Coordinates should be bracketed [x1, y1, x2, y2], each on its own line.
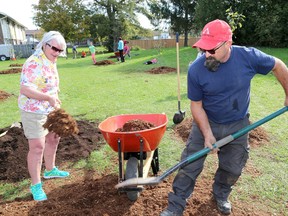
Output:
[0, 63, 23, 75]
[94, 60, 115, 65]
[146, 66, 176, 74]
[0, 109, 272, 215]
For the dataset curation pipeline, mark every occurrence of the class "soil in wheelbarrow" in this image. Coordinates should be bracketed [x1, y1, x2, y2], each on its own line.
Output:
[0, 117, 273, 216]
[116, 119, 156, 132]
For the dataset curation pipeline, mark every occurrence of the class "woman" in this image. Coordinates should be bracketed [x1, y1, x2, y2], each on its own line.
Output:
[18, 31, 69, 201]
[88, 41, 96, 64]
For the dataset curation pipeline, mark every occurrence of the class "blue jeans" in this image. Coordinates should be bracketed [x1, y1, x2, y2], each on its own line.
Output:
[167, 116, 250, 214]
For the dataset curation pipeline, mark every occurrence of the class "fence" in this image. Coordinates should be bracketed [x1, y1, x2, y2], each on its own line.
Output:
[128, 37, 199, 50]
[13, 44, 35, 58]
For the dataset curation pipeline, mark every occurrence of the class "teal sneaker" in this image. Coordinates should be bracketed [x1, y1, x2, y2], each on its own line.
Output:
[30, 182, 47, 201]
[43, 167, 70, 179]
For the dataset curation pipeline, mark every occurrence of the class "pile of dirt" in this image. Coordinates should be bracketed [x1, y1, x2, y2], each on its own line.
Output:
[94, 60, 115, 65]
[9, 63, 23, 67]
[116, 119, 155, 132]
[0, 90, 12, 100]
[0, 68, 22, 74]
[0, 120, 103, 182]
[146, 66, 176, 74]
[173, 117, 270, 147]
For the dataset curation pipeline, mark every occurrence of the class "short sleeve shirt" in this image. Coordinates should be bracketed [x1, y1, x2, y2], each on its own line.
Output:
[18, 49, 59, 114]
[187, 46, 275, 124]
[89, 45, 95, 54]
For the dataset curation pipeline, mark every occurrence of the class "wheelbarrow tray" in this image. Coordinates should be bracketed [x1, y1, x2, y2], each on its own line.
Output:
[99, 113, 168, 152]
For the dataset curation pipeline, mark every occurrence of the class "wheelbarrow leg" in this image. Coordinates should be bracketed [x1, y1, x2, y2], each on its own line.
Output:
[117, 139, 124, 181]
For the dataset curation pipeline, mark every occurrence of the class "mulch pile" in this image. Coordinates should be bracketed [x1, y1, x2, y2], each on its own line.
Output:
[116, 119, 155, 132]
[0, 90, 12, 100]
[146, 66, 176, 74]
[94, 60, 115, 65]
[0, 68, 22, 74]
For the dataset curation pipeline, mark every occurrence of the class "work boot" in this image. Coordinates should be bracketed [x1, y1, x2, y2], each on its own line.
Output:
[215, 199, 232, 215]
[160, 209, 182, 216]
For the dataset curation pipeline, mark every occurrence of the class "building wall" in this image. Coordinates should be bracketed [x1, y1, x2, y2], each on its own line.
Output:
[0, 13, 26, 45]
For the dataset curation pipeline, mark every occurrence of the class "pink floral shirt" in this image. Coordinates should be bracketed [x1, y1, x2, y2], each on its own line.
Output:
[18, 49, 59, 114]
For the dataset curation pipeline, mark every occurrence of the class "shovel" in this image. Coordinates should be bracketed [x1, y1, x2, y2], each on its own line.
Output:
[116, 106, 288, 188]
[173, 32, 185, 124]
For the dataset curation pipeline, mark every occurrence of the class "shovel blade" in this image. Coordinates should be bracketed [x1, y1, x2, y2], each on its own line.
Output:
[173, 111, 185, 124]
[115, 177, 160, 188]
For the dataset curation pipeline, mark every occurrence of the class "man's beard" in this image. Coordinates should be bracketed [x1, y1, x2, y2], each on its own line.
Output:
[204, 56, 221, 72]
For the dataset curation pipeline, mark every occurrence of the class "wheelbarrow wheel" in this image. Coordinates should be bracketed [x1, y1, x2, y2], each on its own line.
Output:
[125, 157, 140, 201]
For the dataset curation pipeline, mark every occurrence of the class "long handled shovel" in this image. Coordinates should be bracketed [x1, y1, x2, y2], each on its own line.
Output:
[116, 106, 288, 188]
[173, 32, 185, 124]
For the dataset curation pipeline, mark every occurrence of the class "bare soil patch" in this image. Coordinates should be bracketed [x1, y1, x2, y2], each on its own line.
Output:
[94, 60, 115, 65]
[0, 115, 273, 215]
[0, 68, 22, 74]
[0, 90, 12, 100]
[146, 66, 176, 74]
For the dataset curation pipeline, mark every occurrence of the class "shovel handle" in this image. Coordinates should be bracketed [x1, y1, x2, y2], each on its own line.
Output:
[159, 106, 288, 181]
[176, 32, 181, 102]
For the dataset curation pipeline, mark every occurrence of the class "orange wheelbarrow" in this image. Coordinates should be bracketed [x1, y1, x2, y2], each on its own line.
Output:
[98, 113, 168, 201]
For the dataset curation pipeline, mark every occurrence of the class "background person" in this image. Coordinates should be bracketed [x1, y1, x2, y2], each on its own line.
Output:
[18, 31, 70, 202]
[123, 41, 131, 59]
[161, 19, 288, 216]
[117, 37, 125, 62]
[88, 41, 96, 64]
[72, 44, 77, 59]
[81, 50, 86, 58]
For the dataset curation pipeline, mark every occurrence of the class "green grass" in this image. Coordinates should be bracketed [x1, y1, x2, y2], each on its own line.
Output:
[0, 46, 287, 214]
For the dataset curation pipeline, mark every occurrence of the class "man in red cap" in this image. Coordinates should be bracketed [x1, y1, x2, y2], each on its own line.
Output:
[161, 19, 288, 215]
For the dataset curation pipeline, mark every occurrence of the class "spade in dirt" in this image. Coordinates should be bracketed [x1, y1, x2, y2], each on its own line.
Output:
[173, 32, 185, 124]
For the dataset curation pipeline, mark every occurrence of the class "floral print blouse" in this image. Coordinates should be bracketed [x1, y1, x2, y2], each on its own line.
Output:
[18, 49, 59, 115]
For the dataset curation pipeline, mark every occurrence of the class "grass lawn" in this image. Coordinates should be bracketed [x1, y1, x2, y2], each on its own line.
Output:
[0, 46, 287, 214]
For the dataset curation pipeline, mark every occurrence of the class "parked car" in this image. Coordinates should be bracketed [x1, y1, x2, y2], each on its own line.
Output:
[0, 44, 14, 61]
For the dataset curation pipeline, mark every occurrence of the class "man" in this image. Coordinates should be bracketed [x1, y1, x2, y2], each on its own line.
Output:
[161, 19, 288, 215]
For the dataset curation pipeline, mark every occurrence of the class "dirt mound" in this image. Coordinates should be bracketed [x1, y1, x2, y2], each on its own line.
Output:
[0, 90, 12, 100]
[94, 60, 115, 65]
[173, 117, 270, 147]
[146, 66, 176, 74]
[0, 120, 103, 182]
[9, 63, 23, 67]
[0, 68, 22, 74]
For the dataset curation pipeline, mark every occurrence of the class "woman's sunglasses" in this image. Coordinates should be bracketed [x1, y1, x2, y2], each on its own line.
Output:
[46, 43, 64, 53]
[200, 41, 226, 55]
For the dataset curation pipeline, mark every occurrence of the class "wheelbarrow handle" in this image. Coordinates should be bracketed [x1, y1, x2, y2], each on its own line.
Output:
[159, 106, 288, 181]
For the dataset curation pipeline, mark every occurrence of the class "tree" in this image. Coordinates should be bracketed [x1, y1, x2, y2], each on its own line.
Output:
[91, 0, 149, 52]
[148, 0, 197, 46]
[193, 0, 288, 47]
[33, 0, 91, 44]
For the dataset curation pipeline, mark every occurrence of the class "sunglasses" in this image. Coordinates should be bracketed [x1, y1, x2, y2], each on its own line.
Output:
[200, 41, 226, 55]
[46, 43, 64, 53]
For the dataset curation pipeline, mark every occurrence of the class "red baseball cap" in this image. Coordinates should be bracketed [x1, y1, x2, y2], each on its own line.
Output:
[192, 19, 232, 50]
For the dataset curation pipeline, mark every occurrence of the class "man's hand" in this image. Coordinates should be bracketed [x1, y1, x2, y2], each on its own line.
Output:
[204, 136, 218, 154]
